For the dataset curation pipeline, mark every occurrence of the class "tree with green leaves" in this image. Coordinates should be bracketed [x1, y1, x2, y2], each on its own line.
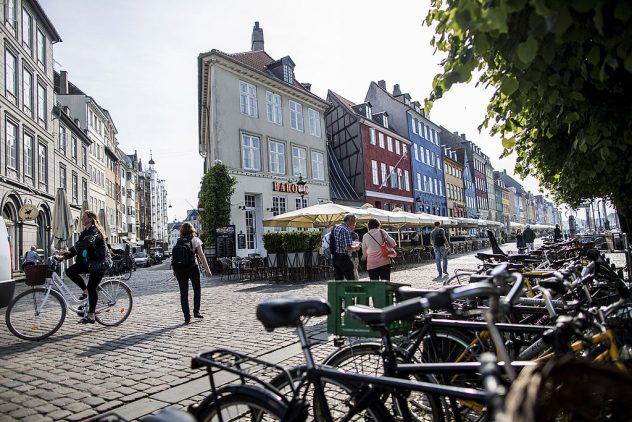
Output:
[425, 0, 632, 231]
[199, 163, 237, 245]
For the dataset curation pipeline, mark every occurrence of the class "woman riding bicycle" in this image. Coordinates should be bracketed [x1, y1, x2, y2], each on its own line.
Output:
[58, 210, 110, 324]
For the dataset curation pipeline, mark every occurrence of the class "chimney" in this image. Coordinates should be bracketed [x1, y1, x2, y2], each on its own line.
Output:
[460, 133, 467, 141]
[60, 71, 69, 95]
[377, 80, 386, 90]
[251, 21, 264, 51]
[393, 84, 402, 96]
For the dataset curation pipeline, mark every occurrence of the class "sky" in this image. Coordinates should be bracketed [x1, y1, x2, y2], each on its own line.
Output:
[40, 0, 544, 221]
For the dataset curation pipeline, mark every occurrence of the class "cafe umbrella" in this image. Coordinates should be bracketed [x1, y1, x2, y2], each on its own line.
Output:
[75, 200, 89, 234]
[98, 208, 112, 240]
[262, 201, 370, 228]
[51, 188, 75, 251]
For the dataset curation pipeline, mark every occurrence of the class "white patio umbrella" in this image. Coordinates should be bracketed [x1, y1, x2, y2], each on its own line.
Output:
[52, 188, 75, 250]
[262, 201, 369, 228]
[98, 208, 111, 240]
[359, 204, 412, 226]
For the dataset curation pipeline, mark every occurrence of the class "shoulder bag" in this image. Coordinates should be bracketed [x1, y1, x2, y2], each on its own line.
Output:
[368, 230, 397, 258]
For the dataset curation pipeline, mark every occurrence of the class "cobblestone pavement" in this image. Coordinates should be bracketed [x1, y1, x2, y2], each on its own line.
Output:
[1, 241, 624, 421]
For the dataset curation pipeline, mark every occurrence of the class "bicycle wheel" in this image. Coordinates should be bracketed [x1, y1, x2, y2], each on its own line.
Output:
[195, 388, 286, 421]
[95, 279, 133, 326]
[323, 343, 444, 422]
[6, 288, 66, 341]
[120, 265, 132, 281]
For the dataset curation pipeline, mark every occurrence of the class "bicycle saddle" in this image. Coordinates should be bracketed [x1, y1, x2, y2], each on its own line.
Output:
[346, 304, 383, 325]
[397, 286, 443, 301]
[256, 297, 330, 332]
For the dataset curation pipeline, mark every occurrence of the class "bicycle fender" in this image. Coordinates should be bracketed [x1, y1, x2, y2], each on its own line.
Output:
[322, 341, 383, 365]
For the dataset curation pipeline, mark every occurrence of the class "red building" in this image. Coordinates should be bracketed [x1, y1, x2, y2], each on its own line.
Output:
[325, 90, 414, 211]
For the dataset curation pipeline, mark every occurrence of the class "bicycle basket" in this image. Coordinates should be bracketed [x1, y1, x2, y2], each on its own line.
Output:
[24, 264, 49, 286]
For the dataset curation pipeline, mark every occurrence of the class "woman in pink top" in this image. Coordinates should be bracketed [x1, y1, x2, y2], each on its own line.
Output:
[361, 218, 397, 281]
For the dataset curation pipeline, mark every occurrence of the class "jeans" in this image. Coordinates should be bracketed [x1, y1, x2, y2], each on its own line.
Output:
[66, 263, 104, 313]
[368, 264, 391, 281]
[333, 254, 355, 280]
[434, 246, 448, 276]
[174, 266, 201, 319]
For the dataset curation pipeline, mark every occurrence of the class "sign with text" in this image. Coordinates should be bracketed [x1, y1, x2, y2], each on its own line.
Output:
[215, 225, 236, 258]
[272, 181, 309, 195]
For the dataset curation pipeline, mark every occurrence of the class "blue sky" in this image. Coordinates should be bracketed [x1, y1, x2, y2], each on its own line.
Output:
[40, 0, 543, 220]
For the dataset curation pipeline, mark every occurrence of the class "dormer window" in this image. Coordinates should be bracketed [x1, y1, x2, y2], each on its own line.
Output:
[283, 65, 294, 84]
[383, 114, 389, 129]
[366, 104, 372, 119]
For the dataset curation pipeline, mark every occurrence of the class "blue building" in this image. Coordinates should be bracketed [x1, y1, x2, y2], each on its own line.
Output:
[440, 129, 477, 219]
[365, 81, 447, 216]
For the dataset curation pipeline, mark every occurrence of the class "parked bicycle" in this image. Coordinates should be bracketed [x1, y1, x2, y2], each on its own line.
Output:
[5, 257, 133, 341]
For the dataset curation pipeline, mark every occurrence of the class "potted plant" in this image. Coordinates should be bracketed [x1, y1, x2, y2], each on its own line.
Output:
[282, 232, 310, 268]
[263, 232, 284, 269]
[305, 231, 323, 267]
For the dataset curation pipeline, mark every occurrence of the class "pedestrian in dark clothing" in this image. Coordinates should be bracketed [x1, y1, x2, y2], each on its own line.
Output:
[523, 225, 536, 251]
[430, 221, 450, 278]
[331, 214, 361, 280]
[553, 224, 562, 242]
[516, 229, 526, 249]
[172, 222, 212, 325]
[58, 210, 109, 324]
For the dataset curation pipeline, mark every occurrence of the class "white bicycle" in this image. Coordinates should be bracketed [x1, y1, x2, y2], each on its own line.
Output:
[5, 258, 133, 341]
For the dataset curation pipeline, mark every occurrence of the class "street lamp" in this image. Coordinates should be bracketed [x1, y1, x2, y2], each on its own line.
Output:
[295, 175, 307, 201]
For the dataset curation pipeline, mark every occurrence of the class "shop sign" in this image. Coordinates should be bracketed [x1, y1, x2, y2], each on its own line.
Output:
[18, 204, 39, 221]
[272, 182, 309, 195]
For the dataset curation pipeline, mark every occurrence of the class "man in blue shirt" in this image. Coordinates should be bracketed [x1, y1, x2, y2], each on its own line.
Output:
[331, 214, 361, 280]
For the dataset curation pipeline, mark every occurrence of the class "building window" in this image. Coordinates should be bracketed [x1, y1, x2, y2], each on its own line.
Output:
[395, 140, 401, 155]
[265, 91, 282, 125]
[283, 65, 294, 84]
[72, 172, 78, 203]
[402, 144, 408, 158]
[59, 164, 67, 190]
[383, 114, 389, 128]
[369, 128, 376, 145]
[38, 143, 47, 186]
[289, 100, 303, 131]
[411, 117, 417, 134]
[295, 197, 308, 209]
[82, 178, 88, 201]
[414, 144, 419, 161]
[71, 137, 78, 162]
[404, 170, 410, 191]
[272, 195, 287, 232]
[423, 175, 428, 192]
[241, 134, 261, 171]
[59, 125, 67, 155]
[5, 0, 17, 33]
[308, 108, 321, 137]
[239, 81, 257, 117]
[81, 145, 87, 169]
[37, 83, 46, 127]
[36, 28, 45, 67]
[268, 140, 285, 174]
[387, 136, 393, 152]
[23, 132, 33, 177]
[5, 49, 17, 102]
[5, 120, 18, 170]
[380, 163, 387, 187]
[371, 160, 379, 185]
[378, 132, 385, 148]
[397, 168, 403, 190]
[416, 173, 421, 191]
[389, 166, 396, 188]
[291, 146, 307, 177]
[22, 67, 33, 116]
[309, 151, 323, 181]
[22, 8, 32, 50]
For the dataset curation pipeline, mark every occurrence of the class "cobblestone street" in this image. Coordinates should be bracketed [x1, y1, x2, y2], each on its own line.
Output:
[1, 240, 603, 421]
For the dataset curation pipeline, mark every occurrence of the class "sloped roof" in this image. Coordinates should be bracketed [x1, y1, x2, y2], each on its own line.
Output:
[327, 143, 361, 202]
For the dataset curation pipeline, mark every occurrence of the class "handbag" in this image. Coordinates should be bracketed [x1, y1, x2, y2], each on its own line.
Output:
[87, 257, 113, 273]
[380, 231, 397, 258]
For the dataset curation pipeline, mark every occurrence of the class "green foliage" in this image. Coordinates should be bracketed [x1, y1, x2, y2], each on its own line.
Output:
[281, 231, 312, 253]
[262, 232, 284, 253]
[199, 164, 237, 245]
[425, 0, 632, 220]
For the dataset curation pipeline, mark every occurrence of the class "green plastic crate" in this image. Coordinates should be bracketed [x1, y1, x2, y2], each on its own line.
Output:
[327, 280, 412, 338]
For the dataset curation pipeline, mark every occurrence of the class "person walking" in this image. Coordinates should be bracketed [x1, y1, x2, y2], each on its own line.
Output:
[351, 232, 360, 280]
[523, 225, 536, 251]
[59, 210, 110, 324]
[430, 221, 450, 278]
[361, 218, 397, 281]
[553, 224, 562, 242]
[331, 214, 361, 281]
[22, 246, 40, 268]
[516, 229, 526, 250]
[171, 222, 212, 325]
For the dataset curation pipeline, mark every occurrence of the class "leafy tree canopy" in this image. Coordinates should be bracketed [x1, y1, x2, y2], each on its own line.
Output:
[425, 0, 632, 223]
[199, 163, 237, 245]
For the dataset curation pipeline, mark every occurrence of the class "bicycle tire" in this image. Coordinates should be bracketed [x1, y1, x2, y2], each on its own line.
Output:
[195, 388, 286, 421]
[120, 266, 132, 281]
[95, 279, 133, 326]
[324, 342, 444, 422]
[6, 288, 66, 341]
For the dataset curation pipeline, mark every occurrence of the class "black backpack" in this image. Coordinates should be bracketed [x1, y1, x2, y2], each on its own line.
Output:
[171, 236, 196, 270]
[434, 229, 446, 247]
